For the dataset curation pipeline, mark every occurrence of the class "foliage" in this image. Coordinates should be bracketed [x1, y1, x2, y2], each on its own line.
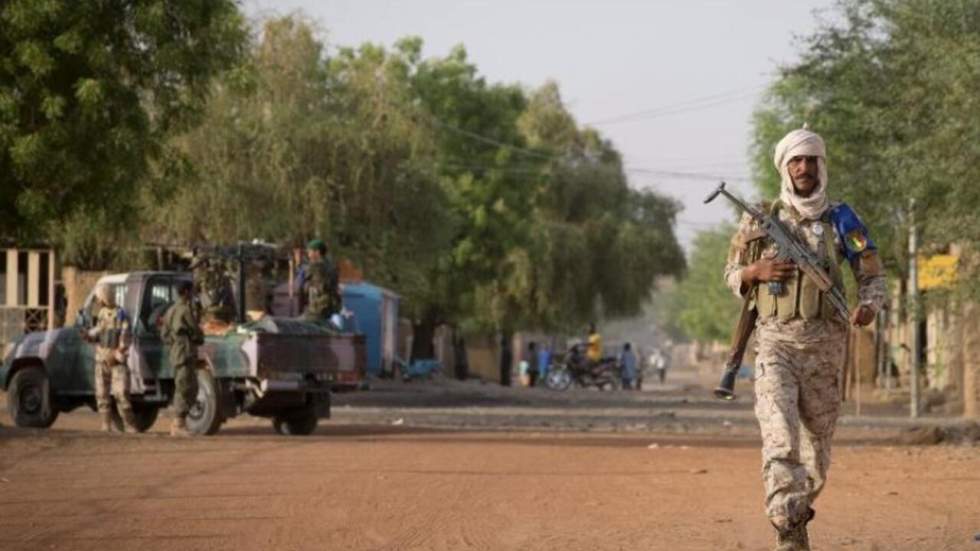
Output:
[495, 84, 685, 332]
[0, 0, 247, 266]
[664, 224, 741, 343]
[751, 0, 980, 295]
[145, 17, 686, 348]
[145, 18, 454, 317]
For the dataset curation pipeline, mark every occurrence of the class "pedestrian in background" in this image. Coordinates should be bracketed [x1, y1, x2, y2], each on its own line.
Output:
[526, 341, 539, 387]
[619, 342, 637, 390]
[653, 348, 670, 384]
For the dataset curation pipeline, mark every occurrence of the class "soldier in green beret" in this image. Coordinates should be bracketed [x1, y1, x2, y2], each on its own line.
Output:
[301, 239, 342, 323]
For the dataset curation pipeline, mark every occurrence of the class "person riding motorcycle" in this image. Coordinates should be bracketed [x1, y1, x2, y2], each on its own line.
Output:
[585, 323, 602, 365]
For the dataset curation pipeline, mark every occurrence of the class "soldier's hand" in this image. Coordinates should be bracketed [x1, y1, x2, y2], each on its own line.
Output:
[850, 304, 876, 327]
[745, 259, 795, 285]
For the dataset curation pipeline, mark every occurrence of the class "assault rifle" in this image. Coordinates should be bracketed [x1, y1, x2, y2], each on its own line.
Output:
[704, 182, 850, 400]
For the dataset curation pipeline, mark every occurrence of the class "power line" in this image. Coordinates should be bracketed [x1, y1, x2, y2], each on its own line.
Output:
[585, 86, 765, 126]
[428, 118, 558, 161]
[626, 168, 751, 184]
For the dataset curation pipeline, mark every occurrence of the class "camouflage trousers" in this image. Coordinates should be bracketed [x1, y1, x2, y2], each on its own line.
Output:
[95, 359, 131, 413]
[173, 363, 199, 418]
[753, 334, 844, 529]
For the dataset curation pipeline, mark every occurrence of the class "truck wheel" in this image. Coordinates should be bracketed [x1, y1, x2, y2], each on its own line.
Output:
[8, 366, 59, 428]
[130, 404, 160, 433]
[185, 369, 223, 436]
[272, 404, 318, 436]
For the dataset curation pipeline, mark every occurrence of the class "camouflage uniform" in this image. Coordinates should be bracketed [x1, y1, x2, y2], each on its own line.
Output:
[88, 301, 135, 431]
[162, 296, 204, 426]
[302, 257, 341, 322]
[192, 256, 235, 324]
[724, 200, 887, 536]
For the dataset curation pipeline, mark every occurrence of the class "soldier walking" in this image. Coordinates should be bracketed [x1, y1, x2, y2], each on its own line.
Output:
[86, 284, 138, 433]
[162, 280, 204, 437]
[301, 239, 341, 323]
[723, 128, 886, 550]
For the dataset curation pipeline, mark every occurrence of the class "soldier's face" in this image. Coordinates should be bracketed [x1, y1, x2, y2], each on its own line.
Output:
[308, 249, 321, 262]
[788, 155, 820, 197]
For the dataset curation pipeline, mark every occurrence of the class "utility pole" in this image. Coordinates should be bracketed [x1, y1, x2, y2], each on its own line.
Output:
[908, 198, 920, 418]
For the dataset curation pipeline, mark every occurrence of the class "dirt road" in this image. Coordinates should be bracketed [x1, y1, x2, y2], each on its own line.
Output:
[1, 412, 977, 551]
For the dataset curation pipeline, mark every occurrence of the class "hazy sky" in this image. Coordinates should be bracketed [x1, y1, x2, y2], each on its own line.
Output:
[245, 0, 836, 248]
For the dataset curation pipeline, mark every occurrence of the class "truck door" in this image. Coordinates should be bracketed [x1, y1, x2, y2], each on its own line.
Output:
[131, 275, 179, 395]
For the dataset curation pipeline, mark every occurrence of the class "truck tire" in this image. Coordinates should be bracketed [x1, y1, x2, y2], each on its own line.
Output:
[185, 369, 223, 436]
[272, 404, 318, 436]
[8, 366, 59, 428]
[130, 404, 160, 433]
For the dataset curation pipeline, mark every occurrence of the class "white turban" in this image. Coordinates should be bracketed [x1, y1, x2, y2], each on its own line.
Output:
[773, 128, 829, 220]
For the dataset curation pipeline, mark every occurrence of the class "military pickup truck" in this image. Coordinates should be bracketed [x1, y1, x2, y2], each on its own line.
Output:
[1, 271, 366, 436]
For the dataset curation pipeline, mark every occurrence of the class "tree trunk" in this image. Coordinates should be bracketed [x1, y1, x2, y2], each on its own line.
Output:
[499, 330, 513, 386]
[451, 327, 469, 380]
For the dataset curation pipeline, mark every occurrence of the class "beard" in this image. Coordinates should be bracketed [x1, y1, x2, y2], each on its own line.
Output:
[791, 176, 820, 197]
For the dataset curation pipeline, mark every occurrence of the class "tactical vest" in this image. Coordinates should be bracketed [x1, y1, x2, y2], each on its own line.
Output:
[97, 307, 125, 349]
[750, 201, 846, 321]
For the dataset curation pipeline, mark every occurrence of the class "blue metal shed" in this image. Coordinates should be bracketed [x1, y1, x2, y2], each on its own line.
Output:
[341, 282, 399, 376]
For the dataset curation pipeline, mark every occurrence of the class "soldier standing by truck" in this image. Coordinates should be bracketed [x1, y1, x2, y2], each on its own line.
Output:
[301, 239, 341, 323]
[85, 284, 138, 433]
[162, 280, 204, 437]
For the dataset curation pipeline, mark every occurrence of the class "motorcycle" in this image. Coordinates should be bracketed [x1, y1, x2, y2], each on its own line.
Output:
[544, 347, 620, 391]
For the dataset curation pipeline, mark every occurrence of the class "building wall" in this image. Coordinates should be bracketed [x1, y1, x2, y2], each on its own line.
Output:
[961, 303, 980, 418]
[466, 335, 498, 382]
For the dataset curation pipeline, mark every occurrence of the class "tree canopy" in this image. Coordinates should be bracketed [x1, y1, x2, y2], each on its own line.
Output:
[129, 15, 686, 350]
[0, 0, 247, 265]
[752, 0, 980, 290]
[668, 0, 980, 345]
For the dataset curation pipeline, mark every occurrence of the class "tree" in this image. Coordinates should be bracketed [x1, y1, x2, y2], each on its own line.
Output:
[0, 0, 247, 266]
[145, 17, 456, 322]
[498, 83, 686, 333]
[145, 19, 686, 362]
[751, 0, 980, 297]
[663, 224, 741, 343]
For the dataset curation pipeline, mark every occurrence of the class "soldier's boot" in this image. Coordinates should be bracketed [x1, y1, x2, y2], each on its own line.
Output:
[120, 408, 139, 434]
[772, 509, 814, 551]
[99, 410, 122, 432]
[99, 411, 114, 433]
[169, 416, 192, 438]
[773, 524, 809, 551]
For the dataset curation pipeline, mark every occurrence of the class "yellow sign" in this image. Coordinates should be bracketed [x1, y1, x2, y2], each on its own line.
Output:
[918, 254, 958, 290]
